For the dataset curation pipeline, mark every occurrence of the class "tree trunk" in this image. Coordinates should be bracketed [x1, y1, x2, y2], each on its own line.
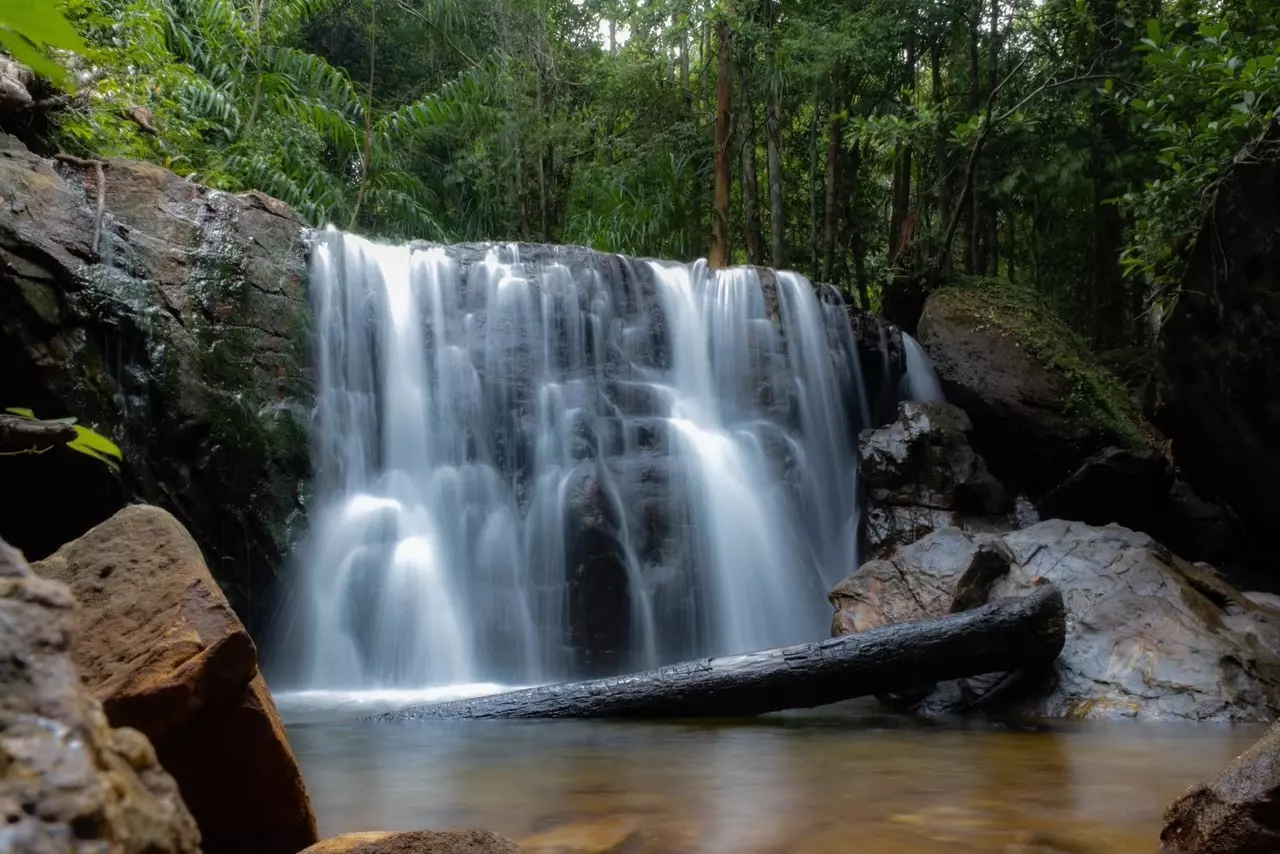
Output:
[808, 88, 821, 275]
[1089, 0, 1128, 345]
[889, 32, 916, 267]
[709, 16, 733, 269]
[765, 0, 785, 267]
[841, 142, 869, 309]
[931, 34, 951, 226]
[681, 16, 691, 106]
[966, 4, 982, 272]
[379, 585, 1066, 720]
[737, 57, 765, 265]
[821, 62, 842, 283]
[1008, 208, 1016, 283]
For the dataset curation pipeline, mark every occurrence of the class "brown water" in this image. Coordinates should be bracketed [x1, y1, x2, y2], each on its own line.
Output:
[280, 694, 1261, 854]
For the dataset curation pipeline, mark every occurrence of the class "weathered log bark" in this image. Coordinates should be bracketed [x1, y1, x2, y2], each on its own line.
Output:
[378, 584, 1066, 721]
[0, 414, 77, 452]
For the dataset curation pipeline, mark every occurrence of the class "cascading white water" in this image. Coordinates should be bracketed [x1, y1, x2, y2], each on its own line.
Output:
[901, 332, 946, 403]
[277, 230, 868, 690]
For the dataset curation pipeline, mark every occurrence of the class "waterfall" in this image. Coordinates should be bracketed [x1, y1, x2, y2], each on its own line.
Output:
[277, 230, 868, 690]
[901, 332, 945, 403]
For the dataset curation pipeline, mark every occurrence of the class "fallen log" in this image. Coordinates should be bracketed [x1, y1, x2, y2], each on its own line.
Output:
[378, 583, 1066, 721]
[0, 414, 77, 452]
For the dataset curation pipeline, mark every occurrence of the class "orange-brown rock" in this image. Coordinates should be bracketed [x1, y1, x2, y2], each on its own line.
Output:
[34, 504, 318, 854]
[1161, 720, 1280, 853]
[1, 537, 201, 853]
[299, 830, 524, 854]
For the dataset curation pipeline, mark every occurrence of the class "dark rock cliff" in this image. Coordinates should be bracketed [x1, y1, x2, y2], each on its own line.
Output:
[1157, 128, 1280, 553]
[0, 134, 312, 627]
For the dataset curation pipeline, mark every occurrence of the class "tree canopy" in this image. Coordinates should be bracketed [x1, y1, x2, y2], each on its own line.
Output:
[7, 0, 1278, 351]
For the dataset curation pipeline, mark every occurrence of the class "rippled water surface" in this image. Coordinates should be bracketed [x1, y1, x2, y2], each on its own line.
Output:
[279, 691, 1261, 853]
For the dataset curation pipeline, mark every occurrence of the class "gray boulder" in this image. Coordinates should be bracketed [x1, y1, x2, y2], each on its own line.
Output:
[858, 401, 1010, 558]
[831, 520, 1280, 721]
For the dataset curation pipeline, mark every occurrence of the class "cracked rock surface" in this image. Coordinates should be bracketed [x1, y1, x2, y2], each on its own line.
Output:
[858, 401, 1012, 560]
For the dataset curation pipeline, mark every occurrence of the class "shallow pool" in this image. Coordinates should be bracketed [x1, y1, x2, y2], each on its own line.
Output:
[279, 691, 1260, 853]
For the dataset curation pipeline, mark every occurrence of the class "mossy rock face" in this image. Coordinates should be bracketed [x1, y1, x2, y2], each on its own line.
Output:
[0, 136, 312, 630]
[917, 278, 1149, 497]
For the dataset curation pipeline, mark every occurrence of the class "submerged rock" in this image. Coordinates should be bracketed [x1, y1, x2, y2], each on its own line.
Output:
[0, 134, 312, 626]
[831, 520, 1280, 721]
[917, 279, 1146, 498]
[858, 401, 1010, 558]
[300, 830, 523, 854]
[0, 537, 201, 853]
[1161, 720, 1280, 853]
[33, 504, 318, 854]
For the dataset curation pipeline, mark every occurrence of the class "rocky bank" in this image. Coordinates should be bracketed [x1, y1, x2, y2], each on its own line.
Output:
[0, 537, 201, 853]
[33, 505, 318, 854]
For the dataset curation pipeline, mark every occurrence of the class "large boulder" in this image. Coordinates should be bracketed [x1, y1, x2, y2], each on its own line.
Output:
[917, 279, 1147, 498]
[830, 520, 1280, 721]
[300, 830, 523, 854]
[0, 537, 201, 853]
[1161, 720, 1280, 853]
[858, 401, 1010, 558]
[33, 504, 318, 854]
[1157, 129, 1280, 558]
[0, 134, 312, 626]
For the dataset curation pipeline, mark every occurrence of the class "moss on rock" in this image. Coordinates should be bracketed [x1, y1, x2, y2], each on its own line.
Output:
[928, 277, 1147, 450]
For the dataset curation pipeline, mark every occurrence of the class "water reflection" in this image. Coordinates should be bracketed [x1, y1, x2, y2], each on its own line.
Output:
[282, 699, 1260, 853]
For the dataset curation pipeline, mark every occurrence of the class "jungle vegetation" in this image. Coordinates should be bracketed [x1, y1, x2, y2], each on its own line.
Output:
[5, 0, 1277, 350]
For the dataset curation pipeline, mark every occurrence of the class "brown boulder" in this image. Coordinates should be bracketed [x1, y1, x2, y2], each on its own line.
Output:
[1161, 720, 1280, 853]
[0, 537, 201, 853]
[831, 520, 1280, 720]
[300, 830, 524, 854]
[34, 504, 318, 854]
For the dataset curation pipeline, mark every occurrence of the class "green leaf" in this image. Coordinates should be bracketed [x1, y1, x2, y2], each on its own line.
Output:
[0, 28, 68, 84]
[67, 425, 122, 474]
[4, 407, 35, 418]
[0, 0, 86, 50]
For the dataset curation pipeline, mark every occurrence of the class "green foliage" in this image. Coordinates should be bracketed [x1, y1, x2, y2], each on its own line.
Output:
[1112, 10, 1280, 289]
[3, 407, 124, 474]
[51, 0, 496, 236]
[12, 0, 1275, 359]
[0, 0, 85, 86]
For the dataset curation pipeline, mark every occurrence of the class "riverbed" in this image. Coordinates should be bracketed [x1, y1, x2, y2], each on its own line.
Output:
[278, 691, 1260, 853]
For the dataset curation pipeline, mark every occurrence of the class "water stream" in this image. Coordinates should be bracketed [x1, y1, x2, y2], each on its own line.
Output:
[273, 231, 868, 689]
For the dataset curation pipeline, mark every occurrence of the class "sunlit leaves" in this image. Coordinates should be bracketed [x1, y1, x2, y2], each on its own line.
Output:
[0, 0, 86, 86]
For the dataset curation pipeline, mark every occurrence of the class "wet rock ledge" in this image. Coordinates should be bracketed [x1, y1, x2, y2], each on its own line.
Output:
[0, 133, 313, 625]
